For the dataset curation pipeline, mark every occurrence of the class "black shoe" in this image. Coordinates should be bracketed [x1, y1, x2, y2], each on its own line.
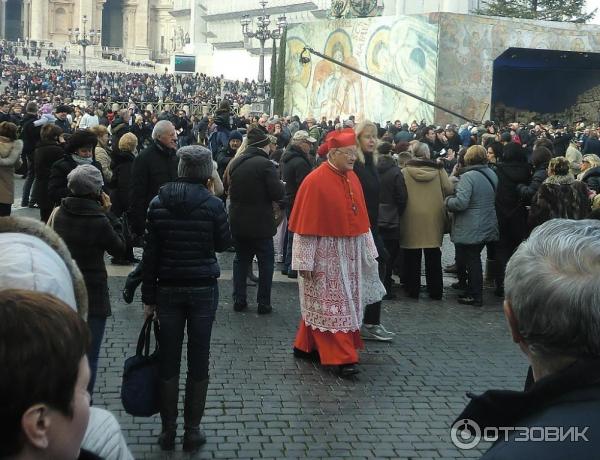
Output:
[494, 286, 504, 297]
[257, 304, 272, 314]
[451, 282, 468, 290]
[287, 270, 298, 279]
[338, 364, 360, 378]
[458, 295, 482, 307]
[293, 347, 320, 361]
[383, 293, 397, 300]
[233, 302, 248, 312]
[280, 269, 289, 276]
[122, 285, 135, 304]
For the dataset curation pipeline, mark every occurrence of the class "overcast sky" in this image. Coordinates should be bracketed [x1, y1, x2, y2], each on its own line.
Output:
[586, 0, 600, 23]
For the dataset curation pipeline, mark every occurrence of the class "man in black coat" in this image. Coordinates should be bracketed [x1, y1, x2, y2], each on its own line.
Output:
[228, 127, 285, 314]
[128, 120, 178, 238]
[454, 220, 600, 460]
[279, 130, 315, 277]
[122, 120, 178, 304]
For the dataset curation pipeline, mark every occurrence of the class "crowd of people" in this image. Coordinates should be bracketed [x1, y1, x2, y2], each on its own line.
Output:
[2, 61, 600, 457]
[0, 41, 268, 111]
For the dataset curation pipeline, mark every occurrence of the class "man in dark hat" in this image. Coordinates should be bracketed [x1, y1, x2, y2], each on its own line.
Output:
[54, 104, 73, 135]
[228, 127, 284, 314]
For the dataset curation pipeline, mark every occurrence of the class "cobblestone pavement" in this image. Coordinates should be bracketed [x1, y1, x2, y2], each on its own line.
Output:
[11, 182, 527, 460]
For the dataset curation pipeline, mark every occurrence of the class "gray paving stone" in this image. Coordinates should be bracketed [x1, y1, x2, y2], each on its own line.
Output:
[45, 227, 526, 460]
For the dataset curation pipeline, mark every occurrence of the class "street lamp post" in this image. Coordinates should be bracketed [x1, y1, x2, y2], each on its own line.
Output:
[68, 15, 101, 100]
[240, 0, 287, 101]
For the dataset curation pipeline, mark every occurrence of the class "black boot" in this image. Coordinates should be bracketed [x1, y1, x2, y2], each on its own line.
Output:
[157, 377, 179, 451]
[182, 377, 209, 453]
[122, 263, 143, 304]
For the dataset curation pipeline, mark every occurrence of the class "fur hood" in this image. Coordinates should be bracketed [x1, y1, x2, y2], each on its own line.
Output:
[544, 174, 575, 185]
[0, 139, 23, 166]
[0, 216, 88, 317]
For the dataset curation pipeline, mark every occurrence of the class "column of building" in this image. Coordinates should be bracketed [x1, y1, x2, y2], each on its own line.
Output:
[132, 0, 150, 60]
[29, 0, 48, 41]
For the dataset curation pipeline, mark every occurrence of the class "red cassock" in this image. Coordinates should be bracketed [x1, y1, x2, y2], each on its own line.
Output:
[289, 161, 370, 365]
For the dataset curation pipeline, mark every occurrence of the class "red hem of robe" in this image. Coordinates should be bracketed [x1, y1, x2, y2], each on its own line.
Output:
[293, 320, 364, 365]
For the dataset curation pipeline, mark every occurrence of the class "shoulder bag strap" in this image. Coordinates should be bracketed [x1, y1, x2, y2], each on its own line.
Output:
[473, 169, 497, 193]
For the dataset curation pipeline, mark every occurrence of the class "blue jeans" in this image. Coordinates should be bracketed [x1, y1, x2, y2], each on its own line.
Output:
[157, 284, 219, 381]
[232, 237, 274, 306]
[87, 315, 107, 396]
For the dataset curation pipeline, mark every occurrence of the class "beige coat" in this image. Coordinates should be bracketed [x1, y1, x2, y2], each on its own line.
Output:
[95, 145, 112, 182]
[0, 138, 22, 205]
[400, 159, 454, 249]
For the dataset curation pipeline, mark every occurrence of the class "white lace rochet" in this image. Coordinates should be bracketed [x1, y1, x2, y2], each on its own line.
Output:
[292, 230, 386, 333]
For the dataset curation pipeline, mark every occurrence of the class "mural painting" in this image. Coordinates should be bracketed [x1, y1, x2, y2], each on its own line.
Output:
[284, 16, 439, 123]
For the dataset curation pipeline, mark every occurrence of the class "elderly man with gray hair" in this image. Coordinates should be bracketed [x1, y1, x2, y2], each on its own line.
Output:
[454, 219, 600, 458]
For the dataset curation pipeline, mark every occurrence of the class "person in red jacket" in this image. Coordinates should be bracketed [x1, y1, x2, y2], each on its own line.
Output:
[288, 128, 386, 378]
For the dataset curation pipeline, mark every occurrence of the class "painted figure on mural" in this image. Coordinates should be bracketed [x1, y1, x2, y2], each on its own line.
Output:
[364, 26, 402, 123]
[284, 37, 311, 117]
[311, 30, 364, 120]
[388, 16, 437, 123]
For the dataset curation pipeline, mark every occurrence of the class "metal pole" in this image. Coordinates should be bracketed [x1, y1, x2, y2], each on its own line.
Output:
[82, 44, 87, 75]
[258, 37, 265, 99]
[302, 46, 481, 124]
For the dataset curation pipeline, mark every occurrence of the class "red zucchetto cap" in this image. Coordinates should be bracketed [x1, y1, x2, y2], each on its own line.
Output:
[328, 127, 356, 149]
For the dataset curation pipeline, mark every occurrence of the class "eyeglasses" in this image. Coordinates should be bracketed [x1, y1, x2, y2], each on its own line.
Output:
[335, 149, 357, 157]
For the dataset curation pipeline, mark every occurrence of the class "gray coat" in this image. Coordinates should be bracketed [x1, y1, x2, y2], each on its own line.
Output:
[445, 165, 499, 245]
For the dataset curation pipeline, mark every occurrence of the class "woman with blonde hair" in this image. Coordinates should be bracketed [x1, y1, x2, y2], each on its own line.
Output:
[578, 154, 600, 193]
[354, 120, 394, 341]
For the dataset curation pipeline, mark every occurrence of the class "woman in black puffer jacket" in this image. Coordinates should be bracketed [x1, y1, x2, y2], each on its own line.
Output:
[141, 145, 231, 454]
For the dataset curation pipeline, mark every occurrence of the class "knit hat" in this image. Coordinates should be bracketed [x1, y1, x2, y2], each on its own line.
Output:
[177, 145, 214, 181]
[67, 164, 104, 196]
[246, 127, 270, 148]
[229, 130, 243, 141]
[500, 132, 512, 143]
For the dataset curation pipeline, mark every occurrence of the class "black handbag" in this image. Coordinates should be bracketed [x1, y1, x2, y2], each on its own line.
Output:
[121, 317, 160, 417]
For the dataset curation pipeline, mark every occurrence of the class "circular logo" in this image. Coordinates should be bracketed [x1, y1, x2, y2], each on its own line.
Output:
[451, 419, 482, 450]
